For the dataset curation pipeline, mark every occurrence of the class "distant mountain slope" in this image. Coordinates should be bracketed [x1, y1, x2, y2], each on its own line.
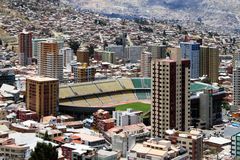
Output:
[147, 0, 202, 9]
[67, 0, 240, 31]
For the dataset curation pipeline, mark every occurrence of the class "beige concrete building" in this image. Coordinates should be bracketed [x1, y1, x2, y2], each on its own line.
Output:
[165, 130, 203, 160]
[101, 51, 116, 64]
[60, 47, 74, 67]
[76, 49, 89, 65]
[73, 65, 96, 83]
[38, 41, 63, 81]
[232, 49, 240, 70]
[200, 46, 219, 82]
[151, 48, 190, 139]
[26, 77, 59, 118]
[141, 51, 152, 77]
[128, 139, 189, 160]
[147, 44, 167, 60]
[233, 65, 240, 108]
[0, 138, 30, 160]
[36, 129, 62, 140]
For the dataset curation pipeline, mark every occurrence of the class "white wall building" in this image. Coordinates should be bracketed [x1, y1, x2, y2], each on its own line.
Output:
[147, 44, 167, 59]
[113, 109, 142, 126]
[180, 41, 200, 79]
[46, 53, 64, 81]
[106, 45, 124, 59]
[32, 38, 47, 59]
[60, 47, 74, 68]
[126, 46, 143, 63]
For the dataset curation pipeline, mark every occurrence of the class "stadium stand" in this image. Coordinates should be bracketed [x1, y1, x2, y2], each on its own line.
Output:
[118, 78, 135, 89]
[59, 78, 151, 109]
[131, 78, 151, 89]
[61, 101, 74, 106]
[146, 91, 151, 99]
[110, 92, 128, 103]
[124, 91, 137, 101]
[131, 78, 143, 88]
[71, 98, 90, 107]
[96, 80, 123, 92]
[59, 86, 76, 99]
[97, 94, 114, 105]
[84, 95, 103, 107]
[143, 78, 151, 88]
[135, 90, 147, 100]
[70, 83, 100, 96]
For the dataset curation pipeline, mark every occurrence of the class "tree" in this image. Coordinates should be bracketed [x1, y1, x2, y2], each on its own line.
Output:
[201, 77, 211, 84]
[163, 30, 166, 37]
[87, 44, 95, 58]
[208, 32, 213, 38]
[4, 43, 8, 49]
[177, 25, 182, 32]
[221, 102, 230, 111]
[29, 142, 58, 160]
[115, 37, 123, 45]
[68, 40, 80, 54]
[103, 41, 108, 50]
[94, 19, 107, 26]
[162, 39, 168, 46]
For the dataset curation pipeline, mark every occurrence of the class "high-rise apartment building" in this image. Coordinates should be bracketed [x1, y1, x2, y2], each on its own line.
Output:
[76, 49, 89, 65]
[106, 45, 124, 59]
[46, 52, 64, 81]
[101, 51, 116, 64]
[73, 65, 96, 83]
[151, 48, 190, 138]
[233, 64, 240, 108]
[231, 132, 240, 158]
[180, 41, 200, 79]
[26, 77, 59, 118]
[18, 31, 33, 66]
[38, 41, 64, 81]
[147, 44, 167, 60]
[125, 46, 143, 63]
[233, 50, 240, 109]
[233, 49, 240, 69]
[141, 51, 152, 77]
[32, 38, 47, 59]
[60, 47, 74, 67]
[200, 46, 219, 82]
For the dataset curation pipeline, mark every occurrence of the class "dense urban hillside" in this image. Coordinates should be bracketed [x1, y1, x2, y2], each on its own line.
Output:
[67, 0, 240, 32]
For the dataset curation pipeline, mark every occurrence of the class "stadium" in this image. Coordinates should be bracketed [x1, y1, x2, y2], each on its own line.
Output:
[59, 77, 226, 126]
[59, 78, 151, 118]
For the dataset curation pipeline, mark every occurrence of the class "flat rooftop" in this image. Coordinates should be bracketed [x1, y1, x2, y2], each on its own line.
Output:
[9, 132, 57, 150]
[205, 137, 231, 145]
[190, 82, 219, 93]
[131, 143, 168, 157]
[27, 76, 58, 82]
[76, 133, 105, 142]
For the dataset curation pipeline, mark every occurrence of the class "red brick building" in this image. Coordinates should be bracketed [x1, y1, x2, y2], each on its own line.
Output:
[17, 109, 38, 121]
[18, 31, 33, 66]
[98, 118, 115, 132]
[93, 109, 111, 130]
